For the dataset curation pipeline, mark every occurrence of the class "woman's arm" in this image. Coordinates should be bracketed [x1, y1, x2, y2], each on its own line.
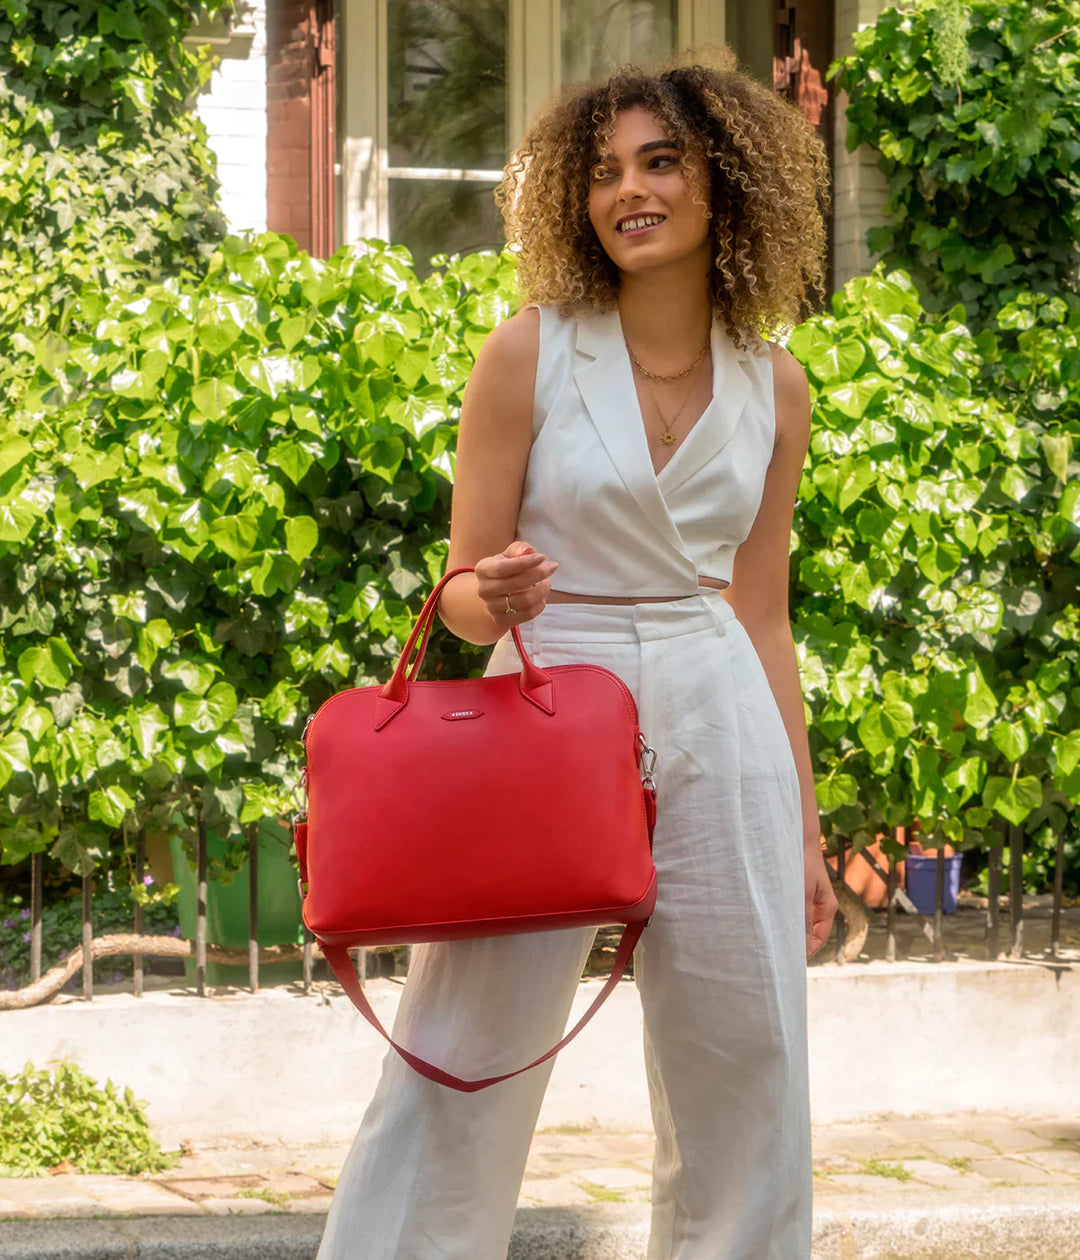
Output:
[437, 307, 559, 645]
[724, 344, 837, 959]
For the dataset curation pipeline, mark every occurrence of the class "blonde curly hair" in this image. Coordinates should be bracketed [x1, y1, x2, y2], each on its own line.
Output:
[496, 50, 830, 346]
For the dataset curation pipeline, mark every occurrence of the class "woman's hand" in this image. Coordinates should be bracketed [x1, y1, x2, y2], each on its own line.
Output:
[474, 541, 558, 627]
[804, 841, 838, 960]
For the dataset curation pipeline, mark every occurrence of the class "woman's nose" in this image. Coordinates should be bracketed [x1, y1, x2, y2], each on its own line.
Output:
[616, 166, 647, 202]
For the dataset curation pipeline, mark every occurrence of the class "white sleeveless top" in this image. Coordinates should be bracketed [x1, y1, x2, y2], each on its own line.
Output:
[515, 305, 776, 597]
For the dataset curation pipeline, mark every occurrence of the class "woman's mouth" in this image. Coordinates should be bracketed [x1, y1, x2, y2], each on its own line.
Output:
[616, 214, 666, 236]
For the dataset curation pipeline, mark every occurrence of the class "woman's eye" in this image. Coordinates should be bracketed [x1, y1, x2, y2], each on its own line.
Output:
[651, 155, 677, 169]
[592, 166, 615, 181]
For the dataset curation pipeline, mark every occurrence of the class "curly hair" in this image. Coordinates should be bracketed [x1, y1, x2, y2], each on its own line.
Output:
[496, 50, 830, 346]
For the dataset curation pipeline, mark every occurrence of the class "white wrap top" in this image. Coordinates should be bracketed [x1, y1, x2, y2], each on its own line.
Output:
[515, 305, 777, 597]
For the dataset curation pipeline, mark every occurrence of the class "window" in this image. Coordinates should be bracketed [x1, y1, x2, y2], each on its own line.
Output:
[340, 0, 726, 263]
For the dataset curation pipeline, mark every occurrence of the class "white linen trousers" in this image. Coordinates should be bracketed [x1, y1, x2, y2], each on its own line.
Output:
[316, 592, 812, 1260]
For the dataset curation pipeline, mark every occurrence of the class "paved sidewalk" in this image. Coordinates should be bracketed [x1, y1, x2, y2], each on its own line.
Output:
[2, 1113, 1079, 1257]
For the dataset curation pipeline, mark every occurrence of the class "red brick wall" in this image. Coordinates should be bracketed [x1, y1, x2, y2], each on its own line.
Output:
[267, 0, 314, 252]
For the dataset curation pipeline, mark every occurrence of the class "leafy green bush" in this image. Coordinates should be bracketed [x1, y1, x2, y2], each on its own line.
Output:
[0, 234, 516, 874]
[832, 0, 1080, 325]
[0, 871, 179, 991]
[788, 268, 1079, 863]
[0, 0, 232, 411]
[0, 1060, 180, 1176]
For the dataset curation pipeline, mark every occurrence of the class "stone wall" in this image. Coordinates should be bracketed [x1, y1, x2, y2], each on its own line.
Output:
[832, 0, 891, 288]
[188, 0, 268, 235]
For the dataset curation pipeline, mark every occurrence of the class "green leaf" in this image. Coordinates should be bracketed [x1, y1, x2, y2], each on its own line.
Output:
[0, 731, 30, 790]
[983, 776, 1042, 827]
[160, 660, 216, 695]
[284, 516, 319, 564]
[990, 722, 1028, 763]
[17, 639, 80, 691]
[0, 435, 32, 478]
[1000, 466, 1034, 503]
[208, 514, 259, 561]
[823, 377, 886, 420]
[174, 682, 239, 735]
[127, 705, 170, 759]
[962, 667, 997, 730]
[88, 786, 135, 829]
[191, 378, 242, 421]
[267, 439, 315, 486]
[857, 699, 915, 755]
[815, 773, 859, 813]
[1055, 732, 1080, 777]
[1041, 434, 1071, 481]
[916, 540, 962, 583]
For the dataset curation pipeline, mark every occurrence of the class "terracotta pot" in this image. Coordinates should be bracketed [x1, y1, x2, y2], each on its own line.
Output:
[825, 835, 905, 910]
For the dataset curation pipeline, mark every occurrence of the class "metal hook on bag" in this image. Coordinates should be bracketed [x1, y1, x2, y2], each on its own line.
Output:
[637, 731, 658, 791]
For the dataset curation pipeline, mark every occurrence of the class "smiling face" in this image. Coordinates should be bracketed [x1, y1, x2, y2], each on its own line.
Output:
[587, 106, 712, 279]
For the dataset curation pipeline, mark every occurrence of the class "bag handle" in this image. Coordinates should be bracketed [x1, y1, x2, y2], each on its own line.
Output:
[320, 922, 646, 1093]
[376, 566, 554, 729]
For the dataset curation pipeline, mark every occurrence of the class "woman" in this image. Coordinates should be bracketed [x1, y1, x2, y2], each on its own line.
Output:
[318, 54, 837, 1260]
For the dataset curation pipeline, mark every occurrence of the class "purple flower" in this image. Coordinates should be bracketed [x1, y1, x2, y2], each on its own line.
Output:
[170, 925, 182, 937]
[2, 919, 13, 928]
[143, 875, 154, 886]
[19, 909, 30, 920]
[22, 932, 30, 943]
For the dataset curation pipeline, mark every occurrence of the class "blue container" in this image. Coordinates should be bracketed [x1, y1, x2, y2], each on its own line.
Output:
[905, 853, 962, 914]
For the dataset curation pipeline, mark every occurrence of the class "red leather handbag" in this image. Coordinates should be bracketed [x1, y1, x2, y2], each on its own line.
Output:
[293, 566, 657, 1092]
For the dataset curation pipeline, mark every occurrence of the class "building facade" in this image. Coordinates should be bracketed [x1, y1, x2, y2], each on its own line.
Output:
[187, 0, 891, 289]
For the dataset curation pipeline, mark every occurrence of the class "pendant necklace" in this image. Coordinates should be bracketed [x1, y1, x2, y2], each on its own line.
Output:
[639, 372, 697, 447]
[626, 331, 711, 448]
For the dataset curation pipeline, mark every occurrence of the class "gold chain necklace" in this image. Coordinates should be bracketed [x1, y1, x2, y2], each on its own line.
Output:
[638, 369, 700, 448]
[625, 333, 710, 383]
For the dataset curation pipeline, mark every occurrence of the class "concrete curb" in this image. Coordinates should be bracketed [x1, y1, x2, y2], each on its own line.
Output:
[3, 1191, 1080, 1260]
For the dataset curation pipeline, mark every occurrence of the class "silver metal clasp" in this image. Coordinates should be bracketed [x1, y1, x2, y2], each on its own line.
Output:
[637, 731, 657, 791]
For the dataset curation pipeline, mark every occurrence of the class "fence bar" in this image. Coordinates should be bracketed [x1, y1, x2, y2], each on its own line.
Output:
[29, 851, 43, 982]
[248, 823, 259, 994]
[834, 834, 847, 965]
[1009, 824, 1024, 960]
[885, 828, 900, 963]
[196, 814, 208, 996]
[934, 844, 946, 962]
[1050, 827, 1066, 959]
[987, 844, 1002, 961]
[133, 828, 145, 997]
[302, 926, 314, 993]
[356, 946, 367, 984]
[81, 874, 93, 1000]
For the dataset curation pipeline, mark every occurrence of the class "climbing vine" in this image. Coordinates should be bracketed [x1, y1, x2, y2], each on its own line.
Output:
[832, 0, 1080, 325]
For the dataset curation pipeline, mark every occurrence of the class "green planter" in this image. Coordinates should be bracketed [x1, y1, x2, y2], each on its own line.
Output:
[169, 819, 303, 986]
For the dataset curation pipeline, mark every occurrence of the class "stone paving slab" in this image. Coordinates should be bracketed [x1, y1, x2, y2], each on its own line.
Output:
[3, 1193, 1080, 1260]
[1, 1114, 1079, 1257]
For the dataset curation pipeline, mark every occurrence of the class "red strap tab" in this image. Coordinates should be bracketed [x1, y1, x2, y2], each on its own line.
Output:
[321, 922, 646, 1093]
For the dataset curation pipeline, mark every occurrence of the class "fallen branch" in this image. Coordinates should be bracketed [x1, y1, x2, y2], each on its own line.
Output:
[826, 874, 870, 962]
[0, 935, 313, 1011]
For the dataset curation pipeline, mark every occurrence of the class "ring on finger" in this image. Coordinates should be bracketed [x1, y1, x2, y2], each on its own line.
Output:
[504, 594, 516, 616]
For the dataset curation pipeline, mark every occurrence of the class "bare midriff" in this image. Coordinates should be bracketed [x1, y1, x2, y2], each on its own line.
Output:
[547, 576, 729, 605]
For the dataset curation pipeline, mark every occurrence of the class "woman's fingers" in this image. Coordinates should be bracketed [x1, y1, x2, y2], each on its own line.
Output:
[475, 544, 558, 623]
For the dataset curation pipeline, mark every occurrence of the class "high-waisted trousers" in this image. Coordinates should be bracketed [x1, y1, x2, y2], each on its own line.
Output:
[316, 594, 812, 1260]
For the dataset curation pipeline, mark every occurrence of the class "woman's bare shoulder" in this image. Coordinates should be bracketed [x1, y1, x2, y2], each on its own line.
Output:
[474, 306, 541, 378]
[765, 341, 811, 448]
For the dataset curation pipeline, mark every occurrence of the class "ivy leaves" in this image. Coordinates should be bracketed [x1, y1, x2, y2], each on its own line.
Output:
[0, 231, 512, 873]
[833, 0, 1080, 326]
[789, 268, 1079, 855]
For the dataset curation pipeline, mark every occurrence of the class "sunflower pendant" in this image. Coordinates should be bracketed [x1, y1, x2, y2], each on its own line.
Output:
[660, 431, 678, 446]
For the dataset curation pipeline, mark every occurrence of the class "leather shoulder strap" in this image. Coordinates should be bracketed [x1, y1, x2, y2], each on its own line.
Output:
[321, 922, 645, 1093]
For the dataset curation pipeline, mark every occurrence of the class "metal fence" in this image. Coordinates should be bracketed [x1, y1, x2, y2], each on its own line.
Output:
[2, 821, 1074, 1008]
